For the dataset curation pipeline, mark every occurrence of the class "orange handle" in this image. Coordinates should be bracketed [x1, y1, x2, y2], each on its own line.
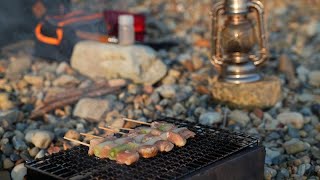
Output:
[35, 23, 63, 46]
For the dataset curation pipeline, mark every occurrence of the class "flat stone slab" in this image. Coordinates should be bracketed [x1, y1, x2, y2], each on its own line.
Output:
[211, 76, 281, 109]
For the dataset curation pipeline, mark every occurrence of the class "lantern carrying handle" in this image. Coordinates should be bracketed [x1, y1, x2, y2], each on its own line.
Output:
[210, 1, 225, 67]
[248, 0, 268, 66]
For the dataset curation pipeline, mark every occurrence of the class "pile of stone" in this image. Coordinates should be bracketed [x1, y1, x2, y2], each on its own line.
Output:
[0, 0, 319, 180]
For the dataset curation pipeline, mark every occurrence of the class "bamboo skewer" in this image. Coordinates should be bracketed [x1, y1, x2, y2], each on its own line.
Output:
[107, 126, 134, 131]
[63, 137, 89, 147]
[80, 133, 104, 139]
[122, 118, 151, 126]
[98, 126, 126, 135]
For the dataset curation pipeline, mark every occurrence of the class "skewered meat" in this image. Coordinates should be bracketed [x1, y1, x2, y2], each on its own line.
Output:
[94, 141, 118, 158]
[155, 140, 174, 152]
[151, 122, 176, 131]
[116, 150, 139, 165]
[109, 142, 139, 160]
[88, 138, 105, 156]
[137, 145, 158, 158]
[78, 121, 196, 166]
[173, 127, 196, 139]
[162, 131, 186, 147]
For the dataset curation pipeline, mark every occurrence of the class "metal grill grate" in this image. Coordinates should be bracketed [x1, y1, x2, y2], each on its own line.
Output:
[25, 117, 259, 180]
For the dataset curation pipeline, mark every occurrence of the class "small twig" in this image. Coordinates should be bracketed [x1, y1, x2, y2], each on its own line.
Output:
[30, 79, 126, 119]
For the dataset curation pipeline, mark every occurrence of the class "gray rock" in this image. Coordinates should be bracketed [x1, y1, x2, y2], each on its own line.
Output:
[280, 168, 290, 178]
[309, 71, 320, 87]
[11, 163, 27, 180]
[73, 98, 112, 122]
[3, 158, 14, 169]
[0, 110, 23, 125]
[71, 41, 167, 84]
[5, 55, 31, 80]
[283, 138, 308, 154]
[288, 125, 300, 138]
[12, 136, 27, 151]
[0, 127, 4, 138]
[265, 148, 281, 165]
[296, 65, 309, 83]
[10, 153, 20, 162]
[0, 171, 11, 180]
[297, 164, 306, 176]
[157, 85, 176, 99]
[173, 103, 186, 115]
[264, 166, 277, 179]
[35, 149, 45, 159]
[229, 110, 250, 126]
[199, 112, 222, 126]
[311, 147, 320, 160]
[1, 143, 13, 156]
[25, 130, 54, 149]
[277, 112, 304, 129]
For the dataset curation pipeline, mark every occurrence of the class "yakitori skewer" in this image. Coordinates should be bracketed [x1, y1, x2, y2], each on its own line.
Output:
[99, 126, 126, 135]
[107, 126, 134, 131]
[80, 133, 103, 139]
[64, 137, 89, 147]
[122, 118, 151, 126]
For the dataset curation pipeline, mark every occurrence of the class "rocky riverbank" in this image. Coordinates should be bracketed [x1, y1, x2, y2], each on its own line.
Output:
[0, 0, 320, 179]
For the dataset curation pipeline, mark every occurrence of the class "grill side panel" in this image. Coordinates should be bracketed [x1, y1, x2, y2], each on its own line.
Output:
[187, 146, 265, 180]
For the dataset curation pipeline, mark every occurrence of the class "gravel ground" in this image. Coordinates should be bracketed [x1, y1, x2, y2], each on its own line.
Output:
[0, 0, 320, 179]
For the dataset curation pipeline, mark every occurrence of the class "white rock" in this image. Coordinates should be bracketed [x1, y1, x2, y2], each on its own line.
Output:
[277, 112, 304, 129]
[309, 71, 320, 87]
[25, 130, 54, 149]
[11, 163, 27, 180]
[229, 110, 250, 126]
[156, 85, 176, 99]
[71, 41, 167, 84]
[73, 98, 112, 122]
[199, 112, 222, 126]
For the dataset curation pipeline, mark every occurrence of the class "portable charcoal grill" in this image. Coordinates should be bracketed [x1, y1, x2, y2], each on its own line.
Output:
[25, 117, 265, 180]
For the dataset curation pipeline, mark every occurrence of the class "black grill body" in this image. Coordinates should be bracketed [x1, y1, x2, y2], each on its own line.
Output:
[25, 118, 265, 180]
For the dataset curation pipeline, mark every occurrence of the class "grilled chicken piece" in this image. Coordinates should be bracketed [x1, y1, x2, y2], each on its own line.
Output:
[173, 127, 196, 139]
[116, 150, 139, 165]
[155, 140, 174, 152]
[137, 145, 158, 158]
[88, 138, 105, 156]
[151, 122, 176, 131]
[114, 137, 133, 144]
[109, 142, 139, 160]
[161, 131, 186, 147]
[94, 141, 117, 158]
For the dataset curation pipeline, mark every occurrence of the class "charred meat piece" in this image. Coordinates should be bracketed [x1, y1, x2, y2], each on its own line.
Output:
[155, 140, 174, 152]
[116, 150, 139, 165]
[137, 145, 158, 158]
